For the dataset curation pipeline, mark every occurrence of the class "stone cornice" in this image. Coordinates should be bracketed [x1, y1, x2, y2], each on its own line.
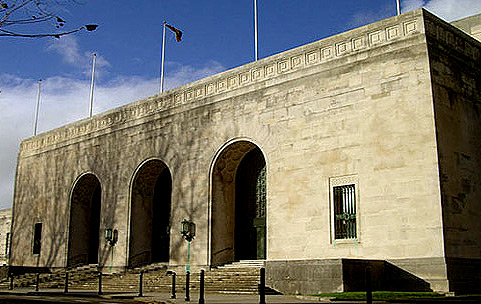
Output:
[20, 9, 427, 157]
[424, 10, 481, 62]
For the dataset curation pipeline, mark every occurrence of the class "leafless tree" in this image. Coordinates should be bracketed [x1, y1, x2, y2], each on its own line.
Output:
[0, 0, 97, 38]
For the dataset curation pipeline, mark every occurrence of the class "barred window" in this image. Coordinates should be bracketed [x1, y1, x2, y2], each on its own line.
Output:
[5, 233, 10, 256]
[333, 184, 357, 239]
[33, 223, 42, 255]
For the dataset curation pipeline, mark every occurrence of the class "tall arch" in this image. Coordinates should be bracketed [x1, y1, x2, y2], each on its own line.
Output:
[67, 173, 101, 268]
[211, 140, 267, 266]
[128, 159, 172, 268]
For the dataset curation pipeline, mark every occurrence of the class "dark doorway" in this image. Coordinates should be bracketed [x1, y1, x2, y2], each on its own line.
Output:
[129, 160, 172, 268]
[211, 141, 267, 266]
[235, 148, 266, 260]
[67, 174, 101, 267]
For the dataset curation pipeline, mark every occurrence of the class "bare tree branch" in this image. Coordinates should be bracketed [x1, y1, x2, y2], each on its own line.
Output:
[0, 0, 36, 27]
[0, 24, 96, 38]
[0, 0, 97, 38]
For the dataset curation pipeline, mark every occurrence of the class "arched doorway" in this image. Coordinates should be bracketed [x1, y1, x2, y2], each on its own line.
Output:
[211, 141, 266, 266]
[129, 160, 172, 268]
[67, 173, 101, 267]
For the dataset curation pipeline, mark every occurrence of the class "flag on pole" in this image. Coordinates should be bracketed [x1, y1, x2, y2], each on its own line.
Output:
[89, 53, 97, 118]
[165, 24, 182, 42]
[160, 22, 183, 93]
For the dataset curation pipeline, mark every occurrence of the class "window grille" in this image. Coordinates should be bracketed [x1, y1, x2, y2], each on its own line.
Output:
[33, 223, 42, 254]
[333, 184, 356, 239]
[256, 166, 266, 218]
[5, 233, 10, 256]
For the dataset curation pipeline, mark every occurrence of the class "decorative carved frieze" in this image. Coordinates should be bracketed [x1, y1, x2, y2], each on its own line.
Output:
[425, 14, 481, 62]
[21, 13, 430, 156]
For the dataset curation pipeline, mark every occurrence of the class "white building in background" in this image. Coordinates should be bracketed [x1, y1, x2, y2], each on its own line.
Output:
[452, 13, 481, 41]
[0, 209, 12, 265]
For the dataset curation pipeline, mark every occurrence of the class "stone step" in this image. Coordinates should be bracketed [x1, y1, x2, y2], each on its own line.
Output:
[216, 260, 265, 268]
[1, 260, 278, 295]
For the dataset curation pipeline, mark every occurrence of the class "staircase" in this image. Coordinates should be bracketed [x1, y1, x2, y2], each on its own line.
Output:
[0, 260, 280, 295]
[0, 264, 99, 289]
[207, 260, 267, 294]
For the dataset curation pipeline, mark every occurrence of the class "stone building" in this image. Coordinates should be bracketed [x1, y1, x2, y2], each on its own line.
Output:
[452, 13, 481, 42]
[0, 209, 12, 265]
[10, 9, 480, 294]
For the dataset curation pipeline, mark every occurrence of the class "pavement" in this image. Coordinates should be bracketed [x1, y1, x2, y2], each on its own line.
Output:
[0, 288, 352, 303]
[0, 289, 479, 304]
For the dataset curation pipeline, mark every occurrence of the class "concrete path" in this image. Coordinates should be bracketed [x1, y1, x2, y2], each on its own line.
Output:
[0, 289, 346, 303]
[2, 288, 477, 303]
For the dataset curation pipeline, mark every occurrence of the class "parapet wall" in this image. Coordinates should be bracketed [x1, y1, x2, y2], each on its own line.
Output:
[20, 10, 426, 158]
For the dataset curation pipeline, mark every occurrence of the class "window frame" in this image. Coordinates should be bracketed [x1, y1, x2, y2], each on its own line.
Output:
[33, 222, 42, 255]
[5, 232, 10, 257]
[329, 175, 360, 244]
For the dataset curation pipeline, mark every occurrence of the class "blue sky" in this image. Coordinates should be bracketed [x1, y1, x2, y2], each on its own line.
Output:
[1, 0, 480, 209]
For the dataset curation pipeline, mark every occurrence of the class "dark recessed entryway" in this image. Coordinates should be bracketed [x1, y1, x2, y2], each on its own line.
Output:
[129, 159, 172, 268]
[67, 173, 101, 268]
[211, 141, 266, 266]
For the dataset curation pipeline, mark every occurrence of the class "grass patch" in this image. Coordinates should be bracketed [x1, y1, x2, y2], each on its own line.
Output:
[310, 291, 445, 301]
[454, 294, 481, 298]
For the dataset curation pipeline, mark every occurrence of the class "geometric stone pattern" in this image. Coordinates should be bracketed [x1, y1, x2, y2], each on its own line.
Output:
[18, 13, 480, 159]
[425, 15, 481, 62]
[20, 17, 431, 156]
[329, 174, 358, 187]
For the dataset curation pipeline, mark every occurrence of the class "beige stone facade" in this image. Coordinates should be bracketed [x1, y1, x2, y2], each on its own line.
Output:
[0, 209, 11, 265]
[10, 9, 481, 294]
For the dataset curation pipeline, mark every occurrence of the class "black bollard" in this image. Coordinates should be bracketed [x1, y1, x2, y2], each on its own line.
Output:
[138, 271, 143, 297]
[8, 275, 13, 290]
[171, 272, 176, 299]
[259, 267, 266, 304]
[365, 266, 372, 304]
[185, 271, 190, 301]
[199, 269, 205, 304]
[35, 273, 40, 291]
[64, 271, 69, 293]
[98, 271, 102, 295]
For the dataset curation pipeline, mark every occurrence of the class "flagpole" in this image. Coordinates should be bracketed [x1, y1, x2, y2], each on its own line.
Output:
[160, 21, 166, 94]
[89, 53, 97, 118]
[396, 0, 401, 15]
[33, 80, 41, 136]
[254, 0, 258, 61]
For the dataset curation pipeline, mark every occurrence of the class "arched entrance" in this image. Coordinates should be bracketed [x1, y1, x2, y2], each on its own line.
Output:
[67, 173, 101, 267]
[211, 141, 266, 266]
[129, 160, 172, 268]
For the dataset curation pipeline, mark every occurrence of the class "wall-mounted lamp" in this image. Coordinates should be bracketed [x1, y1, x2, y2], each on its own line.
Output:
[181, 219, 195, 275]
[105, 228, 118, 246]
[181, 219, 195, 242]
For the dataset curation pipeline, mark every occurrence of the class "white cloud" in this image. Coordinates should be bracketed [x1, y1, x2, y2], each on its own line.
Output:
[0, 61, 225, 209]
[401, 0, 425, 12]
[351, 0, 481, 27]
[350, 4, 394, 27]
[47, 36, 83, 65]
[166, 61, 225, 88]
[47, 36, 110, 75]
[424, 0, 481, 21]
[402, 0, 481, 21]
[0, 77, 38, 210]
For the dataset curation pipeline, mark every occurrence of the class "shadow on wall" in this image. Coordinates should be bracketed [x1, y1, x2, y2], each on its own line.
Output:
[445, 257, 481, 294]
[343, 260, 431, 292]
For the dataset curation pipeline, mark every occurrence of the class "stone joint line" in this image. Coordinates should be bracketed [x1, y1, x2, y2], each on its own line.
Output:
[20, 16, 437, 156]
